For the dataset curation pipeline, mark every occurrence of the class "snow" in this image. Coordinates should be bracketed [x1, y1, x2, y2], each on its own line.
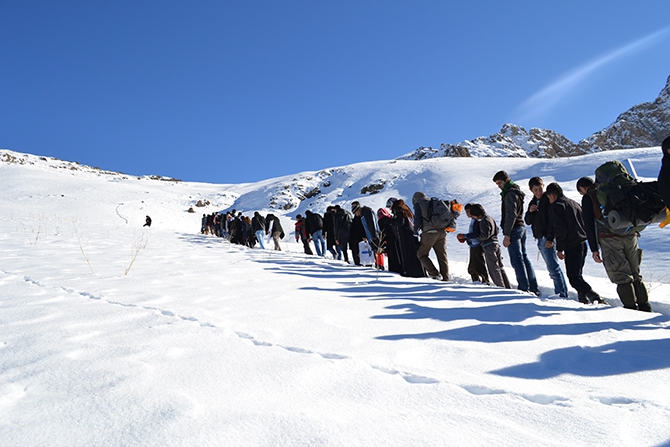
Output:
[1, 147, 669, 447]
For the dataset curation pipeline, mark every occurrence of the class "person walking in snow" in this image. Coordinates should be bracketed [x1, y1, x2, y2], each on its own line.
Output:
[390, 199, 425, 278]
[493, 170, 539, 295]
[333, 205, 353, 263]
[305, 210, 326, 257]
[265, 213, 284, 251]
[457, 204, 489, 284]
[658, 135, 670, 226]
[144, 215, 152, 227]
[252, 211, 267, 250]
[350, 201, 380, 267]
[323, 206, 341, 259]
[412, 192, 459, 281]
[294, 214, 313, 255]
[524, 177, 568, 297]
[578, 177, 651, 311]
[467, 204, 511, 289]
[545, 182, 603, 305]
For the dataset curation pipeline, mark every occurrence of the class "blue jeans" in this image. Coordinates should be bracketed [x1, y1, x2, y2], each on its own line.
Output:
[312, 230, 326, 256]
[537, 237, 568, 297]
[255, 230, 266, 250]
[507, 226, 539, 293]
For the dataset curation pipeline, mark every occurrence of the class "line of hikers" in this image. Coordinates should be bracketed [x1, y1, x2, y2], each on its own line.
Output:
[202, 137, 670, 312]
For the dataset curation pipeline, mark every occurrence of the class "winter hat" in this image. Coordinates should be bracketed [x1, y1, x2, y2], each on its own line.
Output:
[351, 202, 361, 214]
[385, 197, 397, 208]
[296, 214, 302, 220]
[377, 207, 392, 220]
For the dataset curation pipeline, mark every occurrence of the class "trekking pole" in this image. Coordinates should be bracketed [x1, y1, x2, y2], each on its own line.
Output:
[626, 158, 639, 179]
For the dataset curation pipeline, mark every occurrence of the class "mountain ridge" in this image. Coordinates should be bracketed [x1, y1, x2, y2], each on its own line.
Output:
[398, 75, 670, 160]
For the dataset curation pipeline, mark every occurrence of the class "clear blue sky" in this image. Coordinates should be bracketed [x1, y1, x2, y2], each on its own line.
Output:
[2, 1, 670, 183]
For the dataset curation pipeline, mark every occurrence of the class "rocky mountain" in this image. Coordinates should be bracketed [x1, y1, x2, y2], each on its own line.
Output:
[398, 75, 670, 161]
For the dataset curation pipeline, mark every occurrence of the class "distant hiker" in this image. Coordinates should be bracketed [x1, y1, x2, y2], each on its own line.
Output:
[350, 201, 380, 267]
[467, 204, 511, 289]
[252, 211, 267, 250]
[144, 215, 152, 227]
[546, 182, 603, 305]
[578, 176, 651, 311]
[323, 206, 341, 259]
[333, 205, 353, 263]
[658, 135, 670, 227]
[524, 177, 568, 297]
[457, 204, 490, 284]
[201, 214, 207, 234]
[493, 170, 539, 295]
[390, 199, 425, 278]
[305, 210, 326, 257]
[265, 213, 284, 251]
[377, 207, 400, 274]
[294, 214, 313, 255]
[412, 191, 460, 281]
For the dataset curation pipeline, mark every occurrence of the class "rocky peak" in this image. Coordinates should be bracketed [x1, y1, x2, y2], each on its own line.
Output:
[578, 75, 670, 152]
[398, 74, 670, 161]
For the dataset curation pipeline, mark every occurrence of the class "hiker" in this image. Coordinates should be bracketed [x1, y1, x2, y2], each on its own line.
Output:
[390, 199, 426, 278]
[305, 210, 326, 257]
[658, 135, 670, 226]
[323, 206, 341, 260]
[252, 212, 267, 249]
[265, 213, 284, 251]
[492, 170, 539, 295]
[143, 215, 152, 227]
[294, 214, 313, 255]
[333, 205, 353, 263]
[546, 182, 603, 304]
[577, 176, 651, 311]
[378, 207, 400, 273]
[457, 204, 490, 284]
[412, 192, 460, 281]
[351, 201, 380, 267]
[524, 177, 568, 297]
[467, 204, 511, 289]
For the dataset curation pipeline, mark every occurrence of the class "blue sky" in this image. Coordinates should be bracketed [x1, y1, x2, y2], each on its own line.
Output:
[2, 1, 670, 183]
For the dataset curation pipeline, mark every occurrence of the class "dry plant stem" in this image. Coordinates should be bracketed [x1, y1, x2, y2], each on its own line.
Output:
[72, 219, 94, 274]
[124, 231, 149, 276]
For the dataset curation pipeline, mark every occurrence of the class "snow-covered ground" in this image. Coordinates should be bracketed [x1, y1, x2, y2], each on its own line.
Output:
[1, 148, 669, 447]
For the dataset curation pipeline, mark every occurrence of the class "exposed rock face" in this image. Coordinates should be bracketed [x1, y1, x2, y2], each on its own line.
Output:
[399, 75, 670, 160]
[578, 75, 670, 151]
[398, 124, 586, 160]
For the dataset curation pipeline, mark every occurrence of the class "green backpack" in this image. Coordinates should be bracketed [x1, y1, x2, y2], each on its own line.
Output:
[595, 161, 665, 232]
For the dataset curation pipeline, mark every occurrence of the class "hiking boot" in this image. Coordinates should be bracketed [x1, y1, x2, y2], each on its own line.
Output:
[578, 294, 590, 304]
[587, 291, 605, 304]
[429, 273, 442, 281]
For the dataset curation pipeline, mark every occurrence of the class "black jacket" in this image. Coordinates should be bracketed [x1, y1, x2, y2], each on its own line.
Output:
[550, 195, 587, 252]
[266, 214, 285, 238]
[659, 146, 670, 209]
[524, 193, 555, 241]
[476, 214, 499, 246]
[333, 209, 352, 240]
[500, 181, 525, 236]
[251, 212, 266, 232]
[305, 211, 323, 235]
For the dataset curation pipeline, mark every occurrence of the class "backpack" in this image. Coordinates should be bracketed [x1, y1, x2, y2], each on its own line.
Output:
[594, 161, 665, 231]
[426, 198, 458, 232]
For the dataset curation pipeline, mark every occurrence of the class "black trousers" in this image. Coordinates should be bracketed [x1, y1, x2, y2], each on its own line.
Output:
[563, 242, 594, 297]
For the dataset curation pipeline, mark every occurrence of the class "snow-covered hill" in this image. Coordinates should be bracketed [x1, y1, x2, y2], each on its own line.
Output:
[399, 75, 670, 160]
[1, 147, 669, 446]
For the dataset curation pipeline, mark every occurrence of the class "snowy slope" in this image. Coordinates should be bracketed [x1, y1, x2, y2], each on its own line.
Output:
[1, 148, 669, 447]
